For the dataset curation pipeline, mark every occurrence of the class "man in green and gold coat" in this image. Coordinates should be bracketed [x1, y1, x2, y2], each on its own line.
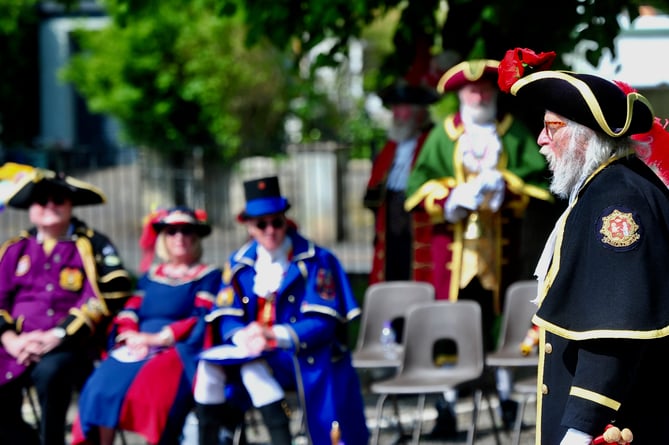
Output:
[404, 59, 552, 436]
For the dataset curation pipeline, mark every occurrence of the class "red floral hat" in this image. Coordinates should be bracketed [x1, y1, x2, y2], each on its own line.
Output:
[436, 59, 500, 94]
[498, 47, 653, 138]
[151, 206, 211, 237]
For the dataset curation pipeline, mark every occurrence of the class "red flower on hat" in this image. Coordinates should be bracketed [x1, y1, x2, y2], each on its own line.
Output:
[498, 48, 557, 93]
[194, 208, 208, 222]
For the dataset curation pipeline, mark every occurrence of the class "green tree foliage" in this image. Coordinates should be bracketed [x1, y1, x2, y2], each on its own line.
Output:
[61, 0, 291, 160]
[211, 0, 669, 85]
[2, 0, 669, 156]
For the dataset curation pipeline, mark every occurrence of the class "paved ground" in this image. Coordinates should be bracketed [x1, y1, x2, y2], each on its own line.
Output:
[40, 385, 537, 445]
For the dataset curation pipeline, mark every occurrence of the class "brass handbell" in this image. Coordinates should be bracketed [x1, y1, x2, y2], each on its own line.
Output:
[464, 212, 482, 240]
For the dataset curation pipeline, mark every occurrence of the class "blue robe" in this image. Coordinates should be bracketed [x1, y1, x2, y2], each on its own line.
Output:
[74, 264, 220, 445]
[209, 229, 369, 445]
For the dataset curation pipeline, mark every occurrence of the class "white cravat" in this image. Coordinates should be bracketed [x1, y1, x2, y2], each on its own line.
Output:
[386, 136, 418, 191]
[252, 237, 292, 297]
[533, 177, 586, 303]
[459, 122, 502, 174]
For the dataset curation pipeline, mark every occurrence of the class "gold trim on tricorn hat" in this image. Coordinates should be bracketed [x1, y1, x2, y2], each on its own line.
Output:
[437, 59, 500, 94]
[510, 70, 654, 138]
[5, 168, 106, 209]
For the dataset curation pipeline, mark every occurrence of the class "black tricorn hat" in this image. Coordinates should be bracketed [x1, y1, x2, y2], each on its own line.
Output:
[238, 176, 291, 220]
[6, 168, 106, 209]
[377, 82, 441, 106]
[510, 71, 654, 138]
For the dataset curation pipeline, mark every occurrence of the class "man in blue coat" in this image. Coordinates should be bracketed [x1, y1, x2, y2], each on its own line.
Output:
[194, 176, 369, 445]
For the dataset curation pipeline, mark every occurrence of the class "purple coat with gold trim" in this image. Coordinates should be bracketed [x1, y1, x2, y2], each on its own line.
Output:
[209, 228, 369, 445]
[0, 217, 131, 385]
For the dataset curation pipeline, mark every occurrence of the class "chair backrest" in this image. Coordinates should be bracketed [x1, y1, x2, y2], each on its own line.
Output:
[353, 281, 435, 354]
[494, 280, 539, 354]
[401, 300, 484, 378]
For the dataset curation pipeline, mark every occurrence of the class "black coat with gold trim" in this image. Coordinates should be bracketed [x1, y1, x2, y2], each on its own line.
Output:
[533, 156, 669, 444]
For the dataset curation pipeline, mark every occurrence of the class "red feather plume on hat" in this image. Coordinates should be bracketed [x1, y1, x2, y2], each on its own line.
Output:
[138, 207, 168, 273]
[615, 80, 669, 187]
[498, 48, 557, 93]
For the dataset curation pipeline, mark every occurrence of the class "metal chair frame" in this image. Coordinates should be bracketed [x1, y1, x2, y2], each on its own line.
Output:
[370, 300, 500, 445]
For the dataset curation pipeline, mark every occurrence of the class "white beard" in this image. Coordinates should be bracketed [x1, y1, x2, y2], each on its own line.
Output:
[541, 144, 587, 199]
[461, 102, 497, 125]
[388, 119, 420, 143]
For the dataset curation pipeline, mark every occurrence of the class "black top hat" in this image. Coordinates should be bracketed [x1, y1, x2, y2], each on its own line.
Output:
[6, 168, 106, 209]
[151, 206, 211, 237]
[239, 176, 290, 220]
[377, 82, 441, 106]
[510, 71, 654, 138]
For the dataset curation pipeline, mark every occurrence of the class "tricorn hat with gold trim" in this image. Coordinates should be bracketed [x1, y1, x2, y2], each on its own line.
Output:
[497, 47, 654, 138]
[510, 71, 654, 138]
[6, 168, 106, 209]
[436, 59, 500, 93]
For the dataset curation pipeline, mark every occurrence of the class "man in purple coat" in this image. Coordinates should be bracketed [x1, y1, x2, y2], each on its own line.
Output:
[0, 167, 132, 445]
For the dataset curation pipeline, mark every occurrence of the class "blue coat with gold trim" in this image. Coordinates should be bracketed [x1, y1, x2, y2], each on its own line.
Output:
[211, 228, 369, 445]
[533, 156, 669, 444]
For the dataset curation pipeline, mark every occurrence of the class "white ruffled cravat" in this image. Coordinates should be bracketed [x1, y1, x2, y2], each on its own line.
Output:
[253, 237, 292, 297]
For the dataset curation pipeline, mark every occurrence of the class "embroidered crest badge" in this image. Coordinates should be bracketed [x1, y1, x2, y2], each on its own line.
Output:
[15, 255, 30, 276]
[316, 268, 336, 300]
[216, 287, 235, 307]
[598, 207, 640, 250]
[60, 267, 84, 291]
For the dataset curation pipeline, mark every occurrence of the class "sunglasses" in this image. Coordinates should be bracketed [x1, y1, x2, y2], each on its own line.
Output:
[34, 194, 68, 206]
[255, 217, 286, 231]
[165, 226, 196, 236]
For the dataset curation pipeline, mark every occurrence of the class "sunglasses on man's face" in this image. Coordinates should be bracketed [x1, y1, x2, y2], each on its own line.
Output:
[165, 226, 196, 236]
[34, 194, 68, 206]
[255, 217, 286, 231]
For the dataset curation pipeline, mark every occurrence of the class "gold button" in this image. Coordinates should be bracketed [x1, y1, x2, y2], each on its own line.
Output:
[46, 283, 54, 292]
[242, 296, 249, 304]
[307, 357, 314, 364]
[545, 343, 553, 354]
[290, 317, 297, 323]
[47, 309, 55, 316]
[5, 371, 13, 379]
[300, 342, 307, 349]
[288, 295, 295, 303]
[542, 384, 549, 395]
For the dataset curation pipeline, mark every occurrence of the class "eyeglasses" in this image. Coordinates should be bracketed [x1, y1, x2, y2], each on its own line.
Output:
[544, 120, 567, 141]
[255, 217, 286, 231]
[34, 194, 68, 206]
[165, 226, 196, 236]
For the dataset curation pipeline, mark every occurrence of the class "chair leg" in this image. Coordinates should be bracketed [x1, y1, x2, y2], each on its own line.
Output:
[466, 389, 482, 445]
[371, 394, 388, 445]
[117, 429, 128, 445]
[391, 395, 407, 437]
[411, 394, 426, 445]
[512, 397, 528, 445]
[483, 393, 502, 445]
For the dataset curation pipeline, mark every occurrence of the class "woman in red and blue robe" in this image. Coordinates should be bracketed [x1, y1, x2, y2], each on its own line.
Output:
[72, 207, 220, 445]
